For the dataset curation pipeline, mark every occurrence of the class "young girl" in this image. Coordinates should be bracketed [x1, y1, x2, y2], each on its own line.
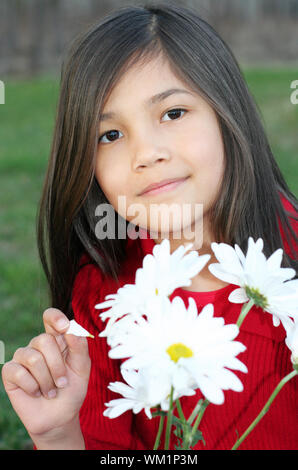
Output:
[2, 3, 297, 450]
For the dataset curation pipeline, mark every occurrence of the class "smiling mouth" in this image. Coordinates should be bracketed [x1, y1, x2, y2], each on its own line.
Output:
[139, 176, 190, 197]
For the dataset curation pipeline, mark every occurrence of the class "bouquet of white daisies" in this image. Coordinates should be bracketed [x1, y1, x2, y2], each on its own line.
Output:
[81, 237, 298, 450]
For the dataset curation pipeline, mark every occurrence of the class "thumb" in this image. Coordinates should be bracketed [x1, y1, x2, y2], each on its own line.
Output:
[64, 334, 91, 380]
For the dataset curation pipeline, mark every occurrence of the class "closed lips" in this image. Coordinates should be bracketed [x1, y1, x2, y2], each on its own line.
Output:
[139, 177, 189, 195]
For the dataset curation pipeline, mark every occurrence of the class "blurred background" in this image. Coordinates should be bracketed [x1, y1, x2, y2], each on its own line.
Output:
[0, 0, 297, 450]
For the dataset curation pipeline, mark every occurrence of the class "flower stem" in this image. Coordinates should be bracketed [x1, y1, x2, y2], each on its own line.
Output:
[164, 386, 174, 450]
[191, 398, 209, 434]
[153, 413, 165, 450]
[236, 298, 255, 328]
[183, 399, 209, 449]
[187, 398, 203, 425]
[231, 369, 298, 450]
[175, 398, 185, 422]
[188, 399, 208, 448]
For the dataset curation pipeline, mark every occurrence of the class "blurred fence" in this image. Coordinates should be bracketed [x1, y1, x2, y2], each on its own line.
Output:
[0, 0, 298, 77]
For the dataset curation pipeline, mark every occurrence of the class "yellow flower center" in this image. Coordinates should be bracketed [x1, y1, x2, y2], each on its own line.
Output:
[155, 288, 159, 295]
[166, 342, 193, 363]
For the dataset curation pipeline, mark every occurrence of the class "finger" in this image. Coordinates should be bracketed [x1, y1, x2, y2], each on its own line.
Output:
[29, 334, 68, 389]
[64, 335, 91, 381]
[43, 308, 70, 336]
[2, 361, 42, 398]
[43, 308, 70, 352]
[13, 347, 57, 399]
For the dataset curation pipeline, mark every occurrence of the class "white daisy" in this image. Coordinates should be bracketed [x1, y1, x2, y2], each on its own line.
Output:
[208, 237, 298, 327]
[95, 238, 210, 337]
[103, 368, 156, 419]
[102, 296, 172, 348]
[283, 317, 298, 366]
[108, 296, 247, 405]
[103, 367, 195, 419]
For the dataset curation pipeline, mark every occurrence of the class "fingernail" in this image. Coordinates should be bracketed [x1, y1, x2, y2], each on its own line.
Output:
[57, 319, 69, 331]
[56, 376, 68, 388]
[48, 389, 57, 399]
[34, 390, 41, 397]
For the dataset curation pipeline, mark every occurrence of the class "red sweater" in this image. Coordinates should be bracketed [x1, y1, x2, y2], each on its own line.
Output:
[72, 197, 298, 450]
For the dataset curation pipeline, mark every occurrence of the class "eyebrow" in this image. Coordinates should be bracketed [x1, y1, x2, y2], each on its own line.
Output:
[99, 88, 194, 122]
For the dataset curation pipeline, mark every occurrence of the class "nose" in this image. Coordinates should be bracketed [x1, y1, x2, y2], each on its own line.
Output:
[132, 146, 171, 171]
[130, 119, 171, 172]
[133, 154, 169, 171]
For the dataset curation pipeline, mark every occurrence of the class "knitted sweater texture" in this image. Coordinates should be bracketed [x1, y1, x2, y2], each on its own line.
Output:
[72, 196, 298, 450]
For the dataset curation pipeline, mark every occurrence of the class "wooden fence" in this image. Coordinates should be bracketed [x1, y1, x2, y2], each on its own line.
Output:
[1, 0, 298, 76]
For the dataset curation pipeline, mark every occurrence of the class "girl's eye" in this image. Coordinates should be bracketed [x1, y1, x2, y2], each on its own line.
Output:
[98, 129, 123, 144]
[162, 108, 187, 121]
[98, 108, 187, 144]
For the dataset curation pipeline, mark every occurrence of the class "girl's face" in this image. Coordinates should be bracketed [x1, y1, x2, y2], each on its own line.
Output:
[95, 54, 225, 248]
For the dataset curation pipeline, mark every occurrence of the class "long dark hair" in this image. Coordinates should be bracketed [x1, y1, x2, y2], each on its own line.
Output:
[37, 3, 298, 319]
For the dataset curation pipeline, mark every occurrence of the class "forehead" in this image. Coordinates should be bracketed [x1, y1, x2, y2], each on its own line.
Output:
[102, 54, 194, 109]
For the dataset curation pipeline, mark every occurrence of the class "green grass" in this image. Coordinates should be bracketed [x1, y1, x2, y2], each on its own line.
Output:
[0, 69, 297, 449]
[0, 77, 58, 449]
[243, 67, 298, 193]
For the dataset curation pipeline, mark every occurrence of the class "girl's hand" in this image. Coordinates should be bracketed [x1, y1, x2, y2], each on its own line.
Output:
[1, 308, 91, 449]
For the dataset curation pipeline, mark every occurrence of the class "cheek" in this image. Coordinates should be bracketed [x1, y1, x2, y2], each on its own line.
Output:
[95, 155, 133, 218]
[186, 122, 225, 176]
[183, 123, 225, 209]
[95, 156, 120, 203]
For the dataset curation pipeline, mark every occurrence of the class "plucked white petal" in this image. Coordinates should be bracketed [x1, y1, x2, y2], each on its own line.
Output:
[65, 320, 94, 338]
